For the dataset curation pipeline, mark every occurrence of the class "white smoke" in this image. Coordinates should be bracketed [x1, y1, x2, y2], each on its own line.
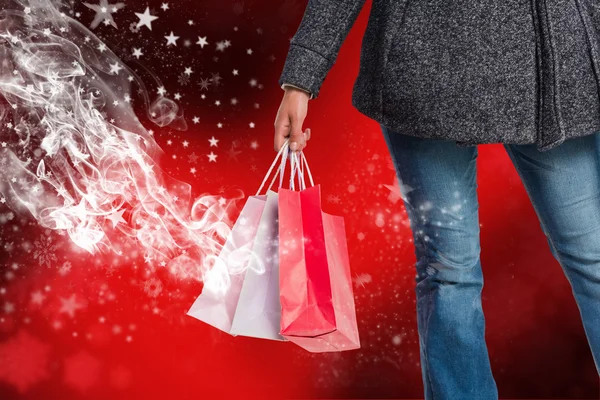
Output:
[0, 0, 245, 290]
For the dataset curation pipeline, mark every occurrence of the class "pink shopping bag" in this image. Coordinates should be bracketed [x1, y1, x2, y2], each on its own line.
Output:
[278, 151, 361, 352]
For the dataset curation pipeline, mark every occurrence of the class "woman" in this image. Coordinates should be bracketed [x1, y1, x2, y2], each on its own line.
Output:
[273, 1, 600, 399]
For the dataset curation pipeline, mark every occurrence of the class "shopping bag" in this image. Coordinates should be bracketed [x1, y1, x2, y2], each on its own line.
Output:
[186, 141, 290, 337]
[186, 194, 267, 334]
[229, 188, 287, 341]
[278, 151, 361, 352]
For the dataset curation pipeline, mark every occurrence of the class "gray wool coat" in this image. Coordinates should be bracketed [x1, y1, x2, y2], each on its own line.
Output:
[278, 0, 600, 151]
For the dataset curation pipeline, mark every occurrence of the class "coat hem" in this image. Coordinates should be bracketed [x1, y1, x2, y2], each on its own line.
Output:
[351, 92, 600, 152]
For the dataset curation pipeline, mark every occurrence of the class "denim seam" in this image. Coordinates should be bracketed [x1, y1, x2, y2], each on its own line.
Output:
[505, 144, 600, 375]
[423, 283, 437, 400]
[382, 126, 437, 399]
[504, 146, 574, 288]
[505, 146, 568, 260]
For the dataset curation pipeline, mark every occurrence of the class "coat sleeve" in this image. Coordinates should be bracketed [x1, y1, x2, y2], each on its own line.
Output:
[278, 0, 367, 99]
[281, 83, 314, 99]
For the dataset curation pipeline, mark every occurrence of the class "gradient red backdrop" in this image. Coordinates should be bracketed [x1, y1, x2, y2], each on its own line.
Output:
[0, 0, 598, 399]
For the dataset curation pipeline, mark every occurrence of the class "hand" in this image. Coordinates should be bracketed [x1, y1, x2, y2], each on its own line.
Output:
[274, 86, 311, 153]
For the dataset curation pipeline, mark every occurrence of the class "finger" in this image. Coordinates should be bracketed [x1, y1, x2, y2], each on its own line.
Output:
[274, 119, 290, 152]
[288, 116, 306, 153]
[301, 129, 310, 151]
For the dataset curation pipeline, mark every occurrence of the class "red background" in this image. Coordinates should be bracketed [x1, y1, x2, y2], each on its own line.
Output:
[0, 0, 598, 399]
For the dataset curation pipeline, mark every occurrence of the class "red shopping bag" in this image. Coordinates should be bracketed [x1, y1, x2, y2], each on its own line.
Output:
[278, 151, 360, 352]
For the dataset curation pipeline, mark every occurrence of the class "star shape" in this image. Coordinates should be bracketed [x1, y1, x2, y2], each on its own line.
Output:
[383, 179, 413, 204]
[109, 61, 122, 75]
[84, 0, 124, 29]
[227, 145, 241, 161]
[106, 208, 126, 228]
[196, 36, 208, 48]
[132, 47, 143, 59]
[59, 294, 85, 318]
[165, 31, 179, 46]
[216, 41, 227, 51]
[135, 7, 158, 31]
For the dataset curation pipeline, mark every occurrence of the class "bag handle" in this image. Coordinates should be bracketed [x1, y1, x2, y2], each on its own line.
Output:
[301, 151, 315, 187]
[255, 139, 290, 196]
[256, 139, 316, 195]
[289, 151, 305, 191]
[289, 150, 298, 191]
[288, 149, 315, 191]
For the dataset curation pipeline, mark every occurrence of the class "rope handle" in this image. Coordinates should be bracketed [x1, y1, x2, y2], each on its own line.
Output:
[288, 149, 315, 191]
[255, 139, 290, 196]
[255, 138, 316, 196]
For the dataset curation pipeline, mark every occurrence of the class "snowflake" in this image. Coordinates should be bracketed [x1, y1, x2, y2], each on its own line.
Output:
[0, 330, 50, 393]
[58, 261, 71, 276]
[198, 78, 211, 91]
[105, 263, 119, 277]
[352, 273, 372, 289]
[143, 277, 163, 298]
[128, 21, 140, 33]
[327, 194, 341, 204]
[177, 72, 190, 86]
[32, 235, 57, 267]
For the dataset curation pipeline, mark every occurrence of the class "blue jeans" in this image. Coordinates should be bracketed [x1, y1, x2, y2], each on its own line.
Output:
[380, 125, 600, 399]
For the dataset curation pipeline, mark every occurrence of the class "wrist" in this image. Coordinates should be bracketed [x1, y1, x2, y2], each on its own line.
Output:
[282, 83, 313, 99]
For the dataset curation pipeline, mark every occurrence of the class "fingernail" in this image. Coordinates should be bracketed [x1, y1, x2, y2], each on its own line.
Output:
[290, 142, 298, 151]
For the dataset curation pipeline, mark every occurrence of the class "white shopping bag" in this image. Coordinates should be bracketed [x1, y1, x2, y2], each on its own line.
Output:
[229, 188, 287, 341]
[186, 194, 267, 333]
[187, 140, 291, 338]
